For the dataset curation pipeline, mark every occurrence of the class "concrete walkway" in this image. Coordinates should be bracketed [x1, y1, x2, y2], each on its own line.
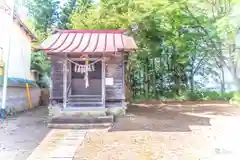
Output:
[27, 129, 87, 160]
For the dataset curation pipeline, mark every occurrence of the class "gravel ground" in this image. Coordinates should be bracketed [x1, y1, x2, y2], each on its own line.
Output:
[1, 103, 239, 160]
[0, 107, 49, 160]
[74, 102, 240, 160]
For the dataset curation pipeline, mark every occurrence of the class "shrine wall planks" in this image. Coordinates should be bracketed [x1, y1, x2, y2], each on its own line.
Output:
[50, 54, 126, 108]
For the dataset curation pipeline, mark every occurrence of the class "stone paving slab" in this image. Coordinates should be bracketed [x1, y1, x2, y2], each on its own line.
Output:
[26, 129, 87, 160]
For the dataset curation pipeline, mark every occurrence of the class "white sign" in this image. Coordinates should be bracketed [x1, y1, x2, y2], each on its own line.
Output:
[106, 78, 114, 85]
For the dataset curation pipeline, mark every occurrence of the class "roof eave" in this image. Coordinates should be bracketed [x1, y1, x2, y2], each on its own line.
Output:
[14, 15, 38, 42]
[117, 48, 137, 52]
[18, 19, 38, 42]
[42, 50, 137, 56]
[35, 47, 138, 55]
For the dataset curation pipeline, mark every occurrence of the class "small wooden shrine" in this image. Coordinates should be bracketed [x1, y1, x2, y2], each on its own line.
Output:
[37, 29, 137, 118]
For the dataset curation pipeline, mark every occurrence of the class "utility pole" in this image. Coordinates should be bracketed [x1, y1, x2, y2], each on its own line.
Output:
[1, 0, 15, 119]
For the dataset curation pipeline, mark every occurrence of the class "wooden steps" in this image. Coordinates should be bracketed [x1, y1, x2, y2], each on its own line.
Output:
[67, 95, 103, 107]
[62, 107, 106, 116]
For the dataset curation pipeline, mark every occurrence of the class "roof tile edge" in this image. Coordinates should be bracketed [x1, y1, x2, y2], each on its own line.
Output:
[56, 29, 127, 34]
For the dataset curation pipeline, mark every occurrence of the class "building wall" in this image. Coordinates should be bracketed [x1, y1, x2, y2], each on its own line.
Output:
[0, 4, 41, 113]
[50, 56, 126, 99]
[0, 86, 41, 113]
[8, 23, 32, 80]
[105, 56, 126, 116]
[50, 55, 127, 116]
[105, 57, 125, 100]
[0, 8, 32, 81]
[50, 56, 63, 100]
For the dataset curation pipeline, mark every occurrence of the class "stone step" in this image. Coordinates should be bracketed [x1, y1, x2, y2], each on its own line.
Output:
[67, 98, 102, 102]
[67, 101, 103, 105]
[48, 123, 112, 129]
[67, 103, 103, 108]
[69, 95, 101, 98]
[62, 107, 106, 116]
[68, 95, 102, 98]
[49, 115, 114, 124]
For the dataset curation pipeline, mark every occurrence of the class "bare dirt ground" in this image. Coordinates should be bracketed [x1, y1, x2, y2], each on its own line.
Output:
[0, 107, 49, 160]
[74, 101, 240, 160]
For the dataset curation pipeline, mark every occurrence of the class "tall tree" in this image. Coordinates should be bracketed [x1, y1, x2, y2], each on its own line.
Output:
[24, 0, 60, 38]
[22, 0, 239, 98]
[57, 0, 77, 29]
[184, 0, 240, 91]
[69, 0, 209, 97]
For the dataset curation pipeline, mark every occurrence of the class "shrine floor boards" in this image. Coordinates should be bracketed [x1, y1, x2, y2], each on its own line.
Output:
[26, 129, 87, 160]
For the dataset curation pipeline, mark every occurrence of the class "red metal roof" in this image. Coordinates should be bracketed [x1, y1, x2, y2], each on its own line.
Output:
[37, 29, 137, 56]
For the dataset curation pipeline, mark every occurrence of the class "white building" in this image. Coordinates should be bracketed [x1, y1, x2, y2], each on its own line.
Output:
[0, 1, 41, 113]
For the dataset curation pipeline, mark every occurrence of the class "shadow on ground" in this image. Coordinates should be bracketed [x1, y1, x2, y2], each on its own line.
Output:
[109, 102, 240, 132]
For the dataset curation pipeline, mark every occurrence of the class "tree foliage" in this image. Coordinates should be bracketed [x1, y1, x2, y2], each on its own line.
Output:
[23, 0, 60, 38]
[57, 0, 78, 29]
[31, 52, 50, 73]
[22, 0, 60, 88]
[30, 52, 50, 88]
[24, 0, 240, 99]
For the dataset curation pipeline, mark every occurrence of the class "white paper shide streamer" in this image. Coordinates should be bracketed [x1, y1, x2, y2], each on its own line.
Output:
[74, 63, 95, 73]
[68, 58, 103, 88]
[84, 64, 89, 88]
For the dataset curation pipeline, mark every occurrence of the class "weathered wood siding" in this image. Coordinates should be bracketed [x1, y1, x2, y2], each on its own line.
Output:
[105, 56, 124, 100]
[50, 55, 126, 109]
[105, 56, 125, 108]
[50, 56, 63, 100]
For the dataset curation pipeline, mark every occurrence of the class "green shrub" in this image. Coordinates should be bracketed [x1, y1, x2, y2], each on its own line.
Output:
[220, 92, 235, 101]
[132, 90, 236, 102]
[177, 90, 203, 101]
[176, 90, 234, 101]
[230, 92, 240, 105]
[201, 91, 220, 100]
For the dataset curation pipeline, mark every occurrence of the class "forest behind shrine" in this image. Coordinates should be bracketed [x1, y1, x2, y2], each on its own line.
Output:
[22, 0, 240, 103]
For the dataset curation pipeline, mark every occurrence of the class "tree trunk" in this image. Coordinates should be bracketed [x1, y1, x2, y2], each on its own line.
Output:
[220, 66, 225, 94]
[190, 75, 194, 91]
[152, 58, 157, 99]
[125, 61, 132, 103]
[144, 58, 149, 99]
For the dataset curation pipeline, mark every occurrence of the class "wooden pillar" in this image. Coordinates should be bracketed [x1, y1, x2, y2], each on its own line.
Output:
[122, 54, 125, 100]
[63, 57, 67, 108]
[69, 60, 72, 95]
[102, 58, 106, 107]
